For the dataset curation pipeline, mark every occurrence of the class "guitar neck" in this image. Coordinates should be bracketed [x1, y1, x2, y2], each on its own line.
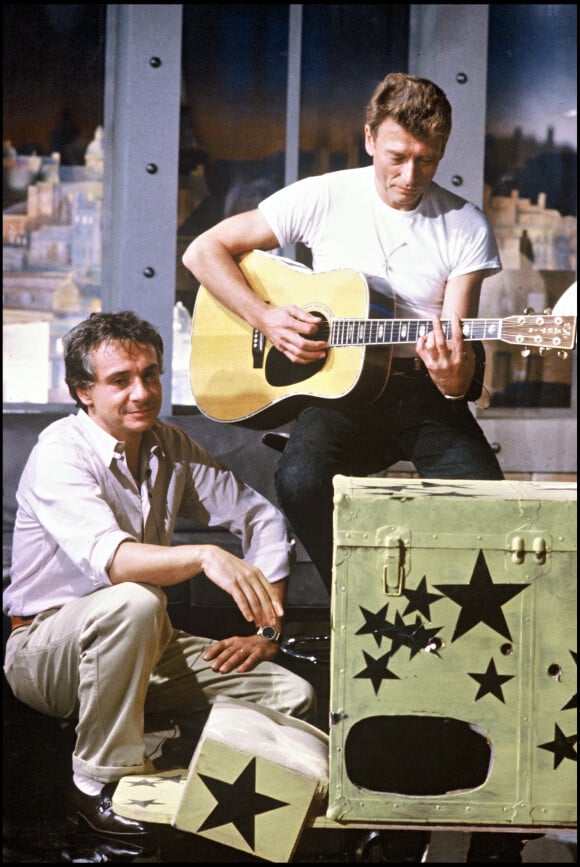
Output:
[329, 317, 501, 347]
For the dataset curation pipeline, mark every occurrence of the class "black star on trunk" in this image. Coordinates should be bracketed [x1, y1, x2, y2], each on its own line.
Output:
[355, 603, 392, 647]
[561, 650, 577, 711]
[385, 612, 443, 659]
[468, 657, 514, 702]
[538, 724, 577, 769]
[126, 797, 166, 808]
[402, 575, 444, 620]
[354, 649, 400, 694]
[434, 549, 528, 642]
[197, 757, 289, 850]
[127, 774, 184, 787]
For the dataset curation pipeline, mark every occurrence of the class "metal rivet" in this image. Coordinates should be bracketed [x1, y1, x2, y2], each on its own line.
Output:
[452, 175, 463, 187]
[456, 72, 468, 84]
[146, 163, 158, 174]
[149, 57, 162, 68]
[143, 267, 155, 278]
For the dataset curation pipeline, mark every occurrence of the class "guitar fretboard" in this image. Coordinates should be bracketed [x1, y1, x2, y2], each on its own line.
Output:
[327, 318, 501, 346]
[322, 313, 576, 350]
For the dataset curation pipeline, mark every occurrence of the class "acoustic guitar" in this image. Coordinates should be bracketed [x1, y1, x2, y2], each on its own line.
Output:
[189, 250, 577, 427]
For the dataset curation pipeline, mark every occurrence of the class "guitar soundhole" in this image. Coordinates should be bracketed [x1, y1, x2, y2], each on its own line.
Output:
[265, 312, 327, 387]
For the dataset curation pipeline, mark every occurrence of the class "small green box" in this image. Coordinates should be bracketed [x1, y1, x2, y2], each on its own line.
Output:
[114, 696, 329, 862]
[328, 477, 576, 829]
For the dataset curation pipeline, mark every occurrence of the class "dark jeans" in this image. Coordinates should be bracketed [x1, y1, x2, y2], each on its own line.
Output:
[275, 371, 503, 589]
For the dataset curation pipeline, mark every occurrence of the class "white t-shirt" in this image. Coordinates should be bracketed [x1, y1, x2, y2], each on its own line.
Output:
[259, 165, 501, 323]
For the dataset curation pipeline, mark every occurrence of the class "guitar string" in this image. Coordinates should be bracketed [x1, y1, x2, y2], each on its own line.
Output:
[370, 212, 495, 346]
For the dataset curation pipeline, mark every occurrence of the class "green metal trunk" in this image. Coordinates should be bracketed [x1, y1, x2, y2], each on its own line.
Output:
[328, 476, 576, 830]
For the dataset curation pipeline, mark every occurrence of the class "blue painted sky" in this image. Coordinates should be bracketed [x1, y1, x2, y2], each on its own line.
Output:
[487, 4, 577, 148]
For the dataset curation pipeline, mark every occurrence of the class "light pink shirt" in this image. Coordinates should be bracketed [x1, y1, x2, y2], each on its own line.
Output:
[4, 411, 292, 616]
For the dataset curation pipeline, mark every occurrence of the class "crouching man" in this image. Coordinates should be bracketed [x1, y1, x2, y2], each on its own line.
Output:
[3, 311, 315, 851]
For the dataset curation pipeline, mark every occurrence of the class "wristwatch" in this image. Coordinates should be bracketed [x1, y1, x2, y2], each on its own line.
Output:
[257, 625, 281, 643]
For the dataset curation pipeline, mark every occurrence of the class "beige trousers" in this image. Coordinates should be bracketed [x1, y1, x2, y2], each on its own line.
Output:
[4, 583, 316, 783]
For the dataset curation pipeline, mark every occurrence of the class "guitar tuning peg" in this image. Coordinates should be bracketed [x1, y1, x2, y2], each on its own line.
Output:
[520, 347, 531, 358]
[543, 308, 552, 315]
[538, 347, 547, 356]
[523, 307, 535, 315]
[557, 350, 569, 360]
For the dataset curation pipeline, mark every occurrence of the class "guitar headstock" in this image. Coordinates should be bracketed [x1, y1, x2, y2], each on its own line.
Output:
[500, 311, 577, 355]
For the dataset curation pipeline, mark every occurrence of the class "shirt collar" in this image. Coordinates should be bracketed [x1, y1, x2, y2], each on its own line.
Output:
[74, 408, 123, 466]
[73, 410, 164, 467]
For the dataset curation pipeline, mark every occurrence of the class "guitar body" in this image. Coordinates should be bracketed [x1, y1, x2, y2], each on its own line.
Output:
[190, 251, 392, 426]
[190, 251, 576, 427]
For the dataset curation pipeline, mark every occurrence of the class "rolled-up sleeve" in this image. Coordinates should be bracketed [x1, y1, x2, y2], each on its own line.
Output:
[166, 430, 294, 583]
[13, 439, 137, 596]
[189, 463, 293, 582]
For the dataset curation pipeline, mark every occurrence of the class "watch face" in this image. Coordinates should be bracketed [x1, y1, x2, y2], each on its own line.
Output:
[260, 625, 278, 641]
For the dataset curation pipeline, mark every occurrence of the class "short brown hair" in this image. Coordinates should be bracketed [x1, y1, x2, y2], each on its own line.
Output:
[366, 72, 452, 145]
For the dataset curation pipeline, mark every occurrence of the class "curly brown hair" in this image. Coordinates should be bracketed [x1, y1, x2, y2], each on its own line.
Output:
[63, 311, 164, 410]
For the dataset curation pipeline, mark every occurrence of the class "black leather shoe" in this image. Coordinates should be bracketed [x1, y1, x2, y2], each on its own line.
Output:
[67, 783, 157, 846]
[60, 839, 151, 862]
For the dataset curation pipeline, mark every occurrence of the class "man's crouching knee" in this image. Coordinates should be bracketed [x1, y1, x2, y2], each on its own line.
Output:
[282, 670, 318, 724]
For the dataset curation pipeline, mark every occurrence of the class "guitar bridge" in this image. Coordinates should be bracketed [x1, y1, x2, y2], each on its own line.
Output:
[252, 328, 265, 368]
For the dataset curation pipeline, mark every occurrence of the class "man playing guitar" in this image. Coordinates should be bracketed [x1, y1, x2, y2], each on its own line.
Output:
[183, 72, 504, 587]
[182, 69, 550, 867]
